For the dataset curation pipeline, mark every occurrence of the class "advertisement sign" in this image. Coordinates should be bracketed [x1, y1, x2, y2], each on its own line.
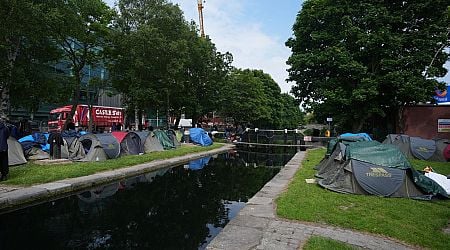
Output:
[438, 119, 450, 133]
[433, 86, 450, 103]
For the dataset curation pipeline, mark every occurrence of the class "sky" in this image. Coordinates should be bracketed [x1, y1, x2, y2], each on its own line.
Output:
[104, 0, 449, 93]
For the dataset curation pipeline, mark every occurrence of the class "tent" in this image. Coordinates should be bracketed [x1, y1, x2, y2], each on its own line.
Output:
[153, 130, 176, 150]
[167, 130, 181, 148]
[316, 140, 447, 199]
[111, 131, 142, 156]
[78, 134, 117, 161]
[325, 133, 372, 156]
[8, 136, 27, 166]
[383, 134, 450, 162]
[18, 132, 50, 160]
[62, 135, 86, 160]
[189, 128, 213, 146]
[135, 131, 164, 153]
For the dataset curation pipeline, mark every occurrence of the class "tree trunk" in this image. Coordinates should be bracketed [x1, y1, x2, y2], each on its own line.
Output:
[1, 37, 21, 121]
[134, 106, 139, 131]
[397, 105, 405, 134]
[65, 70, 82, 130]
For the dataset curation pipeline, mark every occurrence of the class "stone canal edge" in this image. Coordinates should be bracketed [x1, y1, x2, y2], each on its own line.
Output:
[207, 151, 420, 250]
[0, 144, 236, 213]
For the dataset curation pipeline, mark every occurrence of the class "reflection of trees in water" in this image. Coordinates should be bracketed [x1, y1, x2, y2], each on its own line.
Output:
[0, 154, 280, 249]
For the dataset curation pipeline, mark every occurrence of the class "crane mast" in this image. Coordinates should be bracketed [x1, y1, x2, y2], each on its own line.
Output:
[197, 0, 205, 38]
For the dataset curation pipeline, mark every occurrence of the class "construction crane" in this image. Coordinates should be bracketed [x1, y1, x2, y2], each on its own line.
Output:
[197, 0, 205, 38]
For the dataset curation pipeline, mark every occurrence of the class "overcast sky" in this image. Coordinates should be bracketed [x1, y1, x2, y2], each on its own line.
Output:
[103, 0, 449, 92]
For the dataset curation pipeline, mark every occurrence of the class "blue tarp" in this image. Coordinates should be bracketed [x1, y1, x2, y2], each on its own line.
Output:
[188, 156, 211, 170]
[189, 128, 213, 146]
[19, 132, 50, 151]
[339, 133, 372, 141]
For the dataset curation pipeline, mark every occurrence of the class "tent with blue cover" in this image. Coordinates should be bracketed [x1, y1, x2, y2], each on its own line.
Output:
[18, 132, 50, 160]
[189, 128, 213, 146]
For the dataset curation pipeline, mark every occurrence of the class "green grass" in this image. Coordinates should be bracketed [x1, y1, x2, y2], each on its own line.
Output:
[3, 144, 223, 186]
[277, 148, 450, 250]
[303, 236, 358, 250]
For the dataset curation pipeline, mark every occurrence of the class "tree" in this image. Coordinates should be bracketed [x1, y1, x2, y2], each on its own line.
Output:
[218, 69, 270, 127]
[287, 0, 449, 132]
[110, 0, 232, 128]
[45, 0, 114, 129]
[0, 0, 64, 120]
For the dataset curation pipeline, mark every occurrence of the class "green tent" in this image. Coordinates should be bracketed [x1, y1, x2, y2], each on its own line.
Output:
[153, 130, 175, 150]
[316, 140, 447, 199]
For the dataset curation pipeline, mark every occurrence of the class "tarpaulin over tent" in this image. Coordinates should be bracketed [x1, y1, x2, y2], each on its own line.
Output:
[19, 132, 50, 151]
[326, 133, 372, 156]
[340, 133, 372, 141]
[189, 128, 213, 146]
[316, 140, 448, 199]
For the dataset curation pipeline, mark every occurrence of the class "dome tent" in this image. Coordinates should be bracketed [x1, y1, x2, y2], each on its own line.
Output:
[316, 140, 447, 199]
[135, 131, 164, 153]
[383, 134, 450, 162]
[7, 136, 27, 166]
[78, 134, 117, 161]
[111, 131, 142, 156]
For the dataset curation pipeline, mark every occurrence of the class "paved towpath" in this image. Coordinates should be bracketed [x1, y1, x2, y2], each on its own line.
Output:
[207, 151, 419, 250]
[0, 144, 235, 213]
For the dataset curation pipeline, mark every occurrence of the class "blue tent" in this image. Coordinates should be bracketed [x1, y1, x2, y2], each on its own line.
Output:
[189, 128, 213, 146]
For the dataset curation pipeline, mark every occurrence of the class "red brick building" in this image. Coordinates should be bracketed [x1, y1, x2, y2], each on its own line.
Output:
[400, 105, 450, 139]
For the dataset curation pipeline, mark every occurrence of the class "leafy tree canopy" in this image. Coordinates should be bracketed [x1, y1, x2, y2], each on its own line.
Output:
[287, 0, 449, 132]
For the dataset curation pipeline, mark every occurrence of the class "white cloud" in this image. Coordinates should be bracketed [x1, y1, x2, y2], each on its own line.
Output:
[174, 0, 292, 93]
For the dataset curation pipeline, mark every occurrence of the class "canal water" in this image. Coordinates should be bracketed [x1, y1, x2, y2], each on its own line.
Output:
[0, 147, 297, 249]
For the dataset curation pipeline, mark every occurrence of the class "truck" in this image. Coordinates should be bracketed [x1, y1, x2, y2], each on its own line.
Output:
[48, 105, 125, 132]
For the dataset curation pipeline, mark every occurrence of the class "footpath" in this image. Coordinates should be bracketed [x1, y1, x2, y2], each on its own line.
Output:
[207, 151, 418, 250]
[0, 144, 235, 213]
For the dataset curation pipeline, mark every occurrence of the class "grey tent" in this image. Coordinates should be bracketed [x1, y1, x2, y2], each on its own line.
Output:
[135, 131, 164, 153]
[383, 134, 450, 162]
[61, 136, 86, 160]
[24, 147, 49, 160]
[111, 131, 142, 156]
[316, 140, 447, 199]
[167, 130, 181, 148]
[78, 134, 113, 161]
[8, 136, 27, 166]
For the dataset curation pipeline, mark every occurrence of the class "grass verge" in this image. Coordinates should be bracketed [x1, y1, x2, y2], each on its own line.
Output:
[303, 236, 358, 250]
[276, 148, 450, 250]
[4, 143, 224, 186]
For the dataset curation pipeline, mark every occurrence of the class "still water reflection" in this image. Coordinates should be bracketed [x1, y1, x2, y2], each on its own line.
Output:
[0, 147, 296, 249]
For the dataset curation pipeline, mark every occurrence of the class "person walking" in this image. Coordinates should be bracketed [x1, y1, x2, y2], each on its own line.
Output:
[0, 120, 10, 181]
